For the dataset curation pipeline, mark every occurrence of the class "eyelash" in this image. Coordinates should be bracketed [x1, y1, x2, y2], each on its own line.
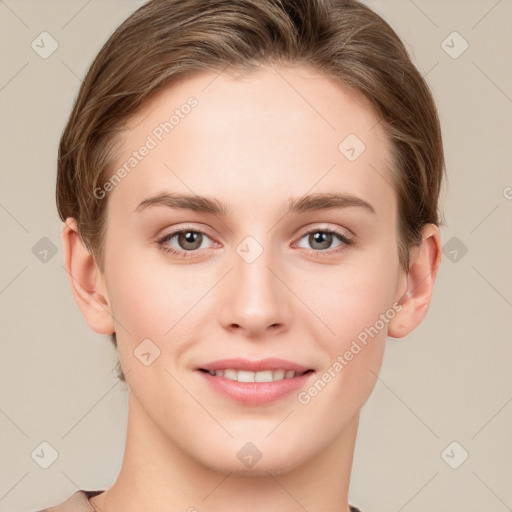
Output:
[156, 225, 354, 259]
[157, 225, 216, 259]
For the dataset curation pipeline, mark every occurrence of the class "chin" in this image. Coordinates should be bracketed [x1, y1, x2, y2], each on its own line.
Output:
[194, 437, 312, 476]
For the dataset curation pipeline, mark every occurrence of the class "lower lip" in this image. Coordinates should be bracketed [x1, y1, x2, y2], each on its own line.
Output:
[197, 370, 315, 405]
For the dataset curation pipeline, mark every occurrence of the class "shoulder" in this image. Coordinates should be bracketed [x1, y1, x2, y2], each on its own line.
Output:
[36, 490, 104, 512]
[37, 492, 362, 512]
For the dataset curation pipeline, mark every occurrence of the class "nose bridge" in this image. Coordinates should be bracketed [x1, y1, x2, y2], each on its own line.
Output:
[218, 237, 290, 335]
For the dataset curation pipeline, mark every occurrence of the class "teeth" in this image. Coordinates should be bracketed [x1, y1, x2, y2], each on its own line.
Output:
[207, 368, 300, 382]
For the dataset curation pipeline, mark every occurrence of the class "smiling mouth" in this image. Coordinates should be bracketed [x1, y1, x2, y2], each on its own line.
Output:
[198, 368, 315, 383]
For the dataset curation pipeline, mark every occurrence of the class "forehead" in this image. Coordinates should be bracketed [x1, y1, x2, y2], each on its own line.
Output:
[108, 64, 396, 221]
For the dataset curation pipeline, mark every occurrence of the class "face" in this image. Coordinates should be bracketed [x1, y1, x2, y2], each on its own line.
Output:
[98, 64, 406, 474]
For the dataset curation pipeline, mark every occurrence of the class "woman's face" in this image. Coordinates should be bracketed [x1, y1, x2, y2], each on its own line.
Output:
[99, 64, 407, 474]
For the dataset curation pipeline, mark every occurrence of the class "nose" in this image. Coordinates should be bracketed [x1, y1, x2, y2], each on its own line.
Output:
[218, 245, 292, 338]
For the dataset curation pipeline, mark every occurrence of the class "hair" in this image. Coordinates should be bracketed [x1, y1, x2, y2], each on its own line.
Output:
[57, 0, 446, 382]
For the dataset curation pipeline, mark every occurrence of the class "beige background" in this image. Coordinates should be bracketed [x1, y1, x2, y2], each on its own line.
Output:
[1, 1, 511, 511]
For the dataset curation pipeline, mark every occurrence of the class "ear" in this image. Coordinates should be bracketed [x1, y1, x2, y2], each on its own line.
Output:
[61, 218, 115, 335]
[388, 224, 442, 338]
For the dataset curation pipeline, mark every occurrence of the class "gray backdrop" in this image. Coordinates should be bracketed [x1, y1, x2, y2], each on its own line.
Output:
[1, 1, 511, 511]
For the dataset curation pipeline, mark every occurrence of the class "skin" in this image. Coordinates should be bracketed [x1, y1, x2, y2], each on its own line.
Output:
[62, 64, 441, 512]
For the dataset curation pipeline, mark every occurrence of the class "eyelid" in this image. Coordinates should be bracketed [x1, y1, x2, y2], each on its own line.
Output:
[291, 224, 355, 255]
[157, 223, 218, 243]
[156, 224, 220, 258]
[156, 222, 354, 258]
[294, 223, 353, 240]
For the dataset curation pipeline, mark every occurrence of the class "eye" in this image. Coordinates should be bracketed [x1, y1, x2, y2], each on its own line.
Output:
[295, 227, 353, 254]
[157, 226, 217, 258]
[156, 225, 353, 259]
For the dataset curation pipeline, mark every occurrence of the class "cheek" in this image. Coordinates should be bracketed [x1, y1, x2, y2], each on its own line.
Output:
[300, 254, 399, 348]
[296, 253, 399, 407]
[106, 253, 213, 351]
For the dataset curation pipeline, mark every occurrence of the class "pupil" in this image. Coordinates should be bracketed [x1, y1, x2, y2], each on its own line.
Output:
[179, 231, 201, 250]
[311, 232, 332, 250]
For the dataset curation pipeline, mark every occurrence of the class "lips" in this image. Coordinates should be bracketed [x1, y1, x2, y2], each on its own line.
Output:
[200, 368, 311, 382]
[196, 357, 315, 405]
[198, 357, 313, 374]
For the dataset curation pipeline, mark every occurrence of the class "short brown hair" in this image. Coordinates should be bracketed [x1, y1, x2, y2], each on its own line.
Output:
[57, 0, 446, 382]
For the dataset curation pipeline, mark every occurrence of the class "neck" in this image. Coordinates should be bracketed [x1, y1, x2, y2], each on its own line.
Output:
[91, 390, 359, 512]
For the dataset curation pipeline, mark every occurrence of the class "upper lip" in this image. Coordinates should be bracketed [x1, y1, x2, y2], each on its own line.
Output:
[198, 358, 314, 373]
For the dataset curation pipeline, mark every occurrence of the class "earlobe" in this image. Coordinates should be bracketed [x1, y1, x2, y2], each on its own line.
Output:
[388, 224, 442, 339]
[61, 218, 115, 335]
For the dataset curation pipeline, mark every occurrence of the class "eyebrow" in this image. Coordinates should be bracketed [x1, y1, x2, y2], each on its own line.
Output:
[135, 191, 376, 216]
